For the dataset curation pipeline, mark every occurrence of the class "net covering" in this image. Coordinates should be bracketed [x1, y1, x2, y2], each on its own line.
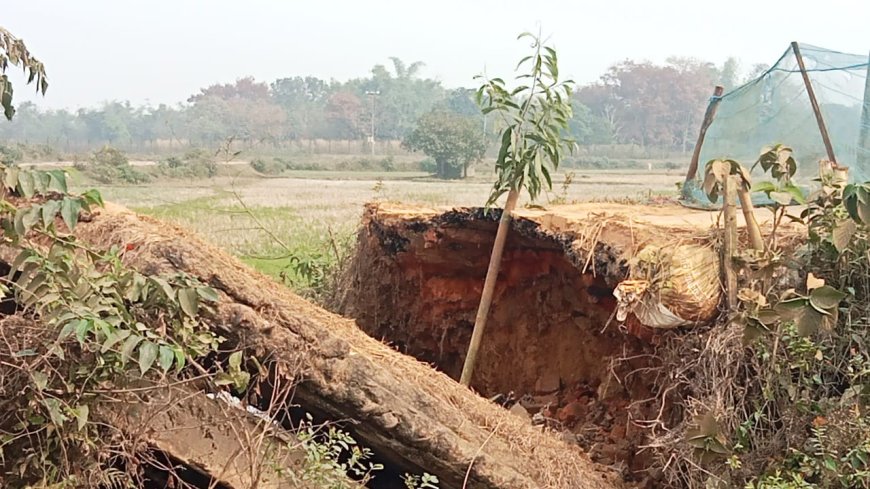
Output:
[685, 43, 870, 205]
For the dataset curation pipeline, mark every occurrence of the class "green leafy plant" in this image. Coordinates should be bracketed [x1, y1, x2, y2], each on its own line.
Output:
[292, 414, 384, 487]
[83, 146, 151, 184]
[843, 182, 870, 225]
[751, 145, 806, 247]
[402, 108, 485, 179]
[0, 162, 230, 486]
[403, 472, 440, 489]
[701, 145, 870, 488]
[460, 31, 575, 386]
[160, 148, 218, 178]
[0, 26, 48, 120]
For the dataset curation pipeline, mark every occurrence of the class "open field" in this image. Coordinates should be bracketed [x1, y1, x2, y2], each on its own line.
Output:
[72, 168, 682, 290]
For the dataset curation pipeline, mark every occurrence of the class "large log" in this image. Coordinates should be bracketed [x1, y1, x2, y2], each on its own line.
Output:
[70, 203, 623, 489]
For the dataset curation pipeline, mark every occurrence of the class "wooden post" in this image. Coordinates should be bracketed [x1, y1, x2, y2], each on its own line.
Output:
[792, 41, 838, 165]
[736, 188, 765, 252]
[460, 188, 520, 386]
[858, 51, 870, 168]
[723, 175, 738, 309]
[684, 85, 725, 182]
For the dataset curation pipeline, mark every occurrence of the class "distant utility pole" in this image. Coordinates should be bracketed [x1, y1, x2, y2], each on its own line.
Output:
[366, 90, 380, 156]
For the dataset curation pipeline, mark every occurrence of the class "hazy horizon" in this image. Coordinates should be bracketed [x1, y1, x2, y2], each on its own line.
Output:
[5, 0, 870, 110]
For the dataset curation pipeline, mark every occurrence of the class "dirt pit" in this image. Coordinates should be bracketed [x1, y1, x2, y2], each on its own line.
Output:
[339, 204, 684, 483]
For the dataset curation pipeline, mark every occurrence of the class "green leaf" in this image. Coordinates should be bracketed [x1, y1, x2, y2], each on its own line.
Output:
[34, 171, 50, 194]
[151, 277, 175, 302]
[138, 341, 158, 374]
[74, 318, 92, 343]
[41, 398, 67, 426]
[60, 197, 82, 231]
[809, 285, 847, 311]
[214, 373, 235, 386]
[4, 165, 20, 190]
[18, 171, 34, 197]
[32, 371, 48, 391]
[14, 206, 39, 235]
[795, 306, 825, 336]
[784, 183, 806, 205]
[196, 286, 220, 302]
[120, 334, 143, 366]
[73, 404, 89, 431]
[40, 199, 61, 229]
[751, 181, 776, 194]
[229, 350, 243, 370]
[58, 320, 78, 341]
[158, 345, 174, 372]
[178, 288, 199, 317]
[81, 189, 104, 208]
[101, 329, 131, 353]
[47, 170, 68, 193]
[173, 346, 186, 373]
[234, 371, 251, 391]
[769, 191, 793, 206]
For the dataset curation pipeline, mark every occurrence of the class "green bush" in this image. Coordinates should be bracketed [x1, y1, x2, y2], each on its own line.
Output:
[249, 157, 294, 175]
[81, 146, 151, 184]
[0, 144, 23, 165]
[90, 146, 128, 167]
[379, 156, 396, 171]
[419, 157, 437, 174]
[158, 149, 218, 178]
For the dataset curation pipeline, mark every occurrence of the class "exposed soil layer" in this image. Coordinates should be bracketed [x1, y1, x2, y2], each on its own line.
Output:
[339, 203, 701, 483]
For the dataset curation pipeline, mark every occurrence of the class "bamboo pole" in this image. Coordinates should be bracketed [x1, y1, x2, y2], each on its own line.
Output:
[460, 188, 520, 386]
[723, 175, 738, 309]
[736, 187, 765, 251]
[858, 51, 870, 168]
[684, 85, 725, 183]
[792, 41, 838, 165]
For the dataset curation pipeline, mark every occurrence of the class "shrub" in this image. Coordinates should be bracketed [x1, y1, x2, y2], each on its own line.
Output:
[419, 157, 437, 174]
[379, 156, 396, 172]
[158, 149, 218, 178]
[0, 144, 22, 165]
[90, 145, 128, 167]
[249, 157, 293, 175]
[81, 146, 151, 184]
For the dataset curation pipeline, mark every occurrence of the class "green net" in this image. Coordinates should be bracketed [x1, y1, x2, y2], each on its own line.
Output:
[683, 43, 870, 207]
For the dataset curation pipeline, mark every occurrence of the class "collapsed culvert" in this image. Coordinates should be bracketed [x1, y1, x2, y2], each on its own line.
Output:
[337, 202, 725, 483]
[38, 202, 623, 489]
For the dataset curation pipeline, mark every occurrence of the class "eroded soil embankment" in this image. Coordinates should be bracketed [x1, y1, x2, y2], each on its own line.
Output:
[340, 207, 677, 483]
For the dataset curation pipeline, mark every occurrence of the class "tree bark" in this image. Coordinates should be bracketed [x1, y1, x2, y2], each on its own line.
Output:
[67, 203, 621, 489]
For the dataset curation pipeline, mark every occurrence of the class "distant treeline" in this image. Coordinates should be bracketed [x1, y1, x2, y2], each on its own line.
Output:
[0, 56, 760, 156]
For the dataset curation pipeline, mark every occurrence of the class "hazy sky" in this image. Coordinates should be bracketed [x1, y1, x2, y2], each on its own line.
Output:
[5, 0, 870, 110]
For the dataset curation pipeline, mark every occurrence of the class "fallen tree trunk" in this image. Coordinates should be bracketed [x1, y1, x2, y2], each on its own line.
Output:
[69, 203, 623, 489]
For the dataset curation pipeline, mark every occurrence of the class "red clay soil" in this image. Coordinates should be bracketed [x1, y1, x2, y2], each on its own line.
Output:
[336, 203, 720, 485]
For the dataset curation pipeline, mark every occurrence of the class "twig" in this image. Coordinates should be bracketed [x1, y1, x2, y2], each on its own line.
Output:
[462, 419, 503, 489]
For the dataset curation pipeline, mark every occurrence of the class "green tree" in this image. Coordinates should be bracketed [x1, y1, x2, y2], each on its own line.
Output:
[0, 27, 48, 120]
[460, 32, 575, 386]
[402, 109, 485, 179]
